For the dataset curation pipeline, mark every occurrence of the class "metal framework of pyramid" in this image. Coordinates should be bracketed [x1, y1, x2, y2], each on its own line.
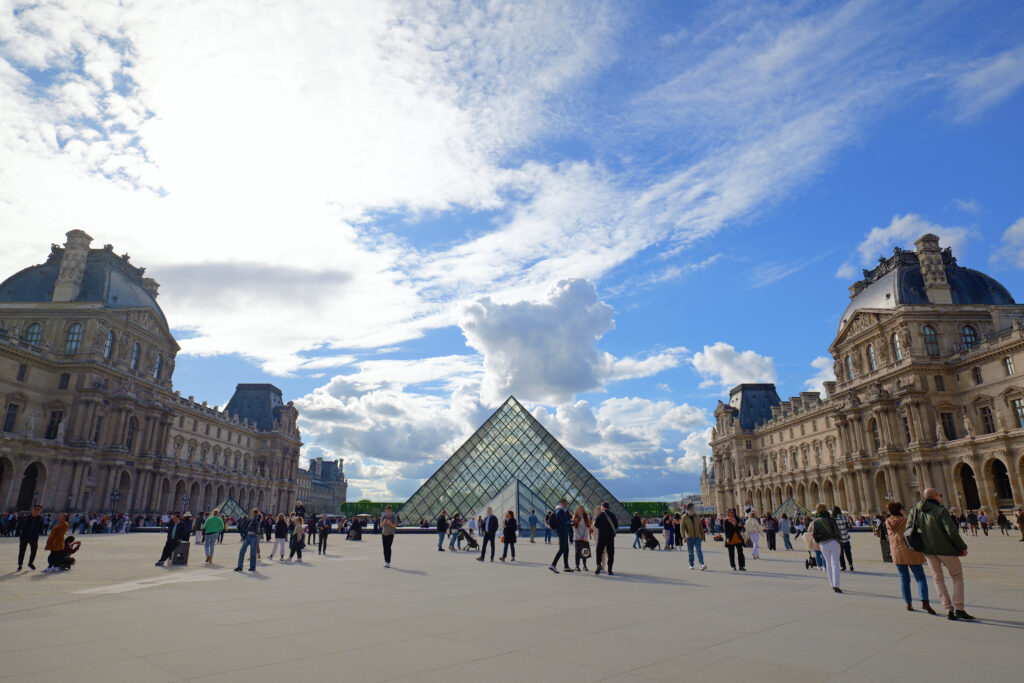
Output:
[400, 396, 629, 524]
[213, 495, 246, 521]
[773, 496, 811, 520]
[473, 478, 552, 523]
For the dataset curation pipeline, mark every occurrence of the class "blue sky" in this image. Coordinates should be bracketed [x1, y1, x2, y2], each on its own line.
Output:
[2, 1, 1023, 501]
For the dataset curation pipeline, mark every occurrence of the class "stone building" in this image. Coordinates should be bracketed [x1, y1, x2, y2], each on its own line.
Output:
[295, 456, 348, 514]
[703, 234, 1024, 516]
[0, 230, 303, 515]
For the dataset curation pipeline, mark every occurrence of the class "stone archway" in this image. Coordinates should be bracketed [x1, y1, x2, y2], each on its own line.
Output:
[114, 471, 131, 513]
[203, 483, 214, 511]
[156, 477, 171, 512]
[755, 490, 764, 514]
[786, 483, 793, 499]
[956, 463, 981, 510]
[874, 471, 888, 510]
[16, 462, 46, 511]
[172, 479, 187, 511]
[216, 484, 226, 504]
[188, 481, 201, 513]
[0, 456, 14, 509]
[987, 459, 1014, 508]
[837, 477, 848, 512]
[796, 482, 806, 507]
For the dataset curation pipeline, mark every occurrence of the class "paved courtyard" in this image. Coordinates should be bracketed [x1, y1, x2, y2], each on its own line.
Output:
[1, 529, 1022, 682]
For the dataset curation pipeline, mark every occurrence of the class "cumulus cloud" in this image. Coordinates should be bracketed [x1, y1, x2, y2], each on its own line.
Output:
[835, 262, 858, 280]
[666, 427, 714, 473]
[992, 217, 1024, 268]
[804, 355, 836, 394]
[690, 342, 776, 390]
[853, 214, 972, 266]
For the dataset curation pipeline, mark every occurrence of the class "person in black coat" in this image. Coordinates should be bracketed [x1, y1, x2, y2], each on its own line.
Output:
[317, 514, 331, 555]
[594, 502, 618, 576]
[499, 511, 518, 562]
[477, 507, 500, 562]
[722, 508, 746, 571]
[549, 500, 574, 573]
[16, 504, 45, 571]
[155, 513, 190, 566]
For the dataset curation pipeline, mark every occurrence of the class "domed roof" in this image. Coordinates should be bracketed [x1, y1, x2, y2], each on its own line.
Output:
[0, 244, 168, 328]
[838, 244, 1014, 333]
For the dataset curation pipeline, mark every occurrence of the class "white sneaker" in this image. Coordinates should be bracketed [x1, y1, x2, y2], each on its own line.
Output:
[701, 565, 707, 570]
[689, 565, 695, 570]
[384, 562, 390, 568]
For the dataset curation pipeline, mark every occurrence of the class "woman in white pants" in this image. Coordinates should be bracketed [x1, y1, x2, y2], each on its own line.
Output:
[745, 512, 762, 559]
[811, 504, 843, 593]
[270, 513, 288, 560]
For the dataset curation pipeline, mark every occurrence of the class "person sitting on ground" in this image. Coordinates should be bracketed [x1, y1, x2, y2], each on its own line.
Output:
[42, 513, 69, 573]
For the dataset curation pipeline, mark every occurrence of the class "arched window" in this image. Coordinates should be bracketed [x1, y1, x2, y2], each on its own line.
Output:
[24, 323, 42, 346]
[845, 355, 854, 381]
[64, 323, 82, 355]
[961, 325, 978, 349]
[103, 330, 115, 359]
[866, 344, 877, 371]
[869, 419, 881, 451]
[130, 343, 140, 370]
[153, 353, 162, 379]
[922, 325, 940, 357]
[891, 333, 902, 361]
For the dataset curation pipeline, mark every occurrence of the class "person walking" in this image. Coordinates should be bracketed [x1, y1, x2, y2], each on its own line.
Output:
[593, 502, 618, 576]
[680, 503, 706, 570]
[380, 505, 397, 568]
[779, 513, 794, 550]
[996, 511, 1010, 535]
[966, 510, 978, 537]
[804, 520, 824, 570]
[810, 504, 843, 593]
[42, 513, 69, 573]
[833, 507, 854, 571]
[528, 509, 538, 543]
[499, 511, 517, 562]
[448, 513, 463, 550]
[908, 488, 973, 620]
[234, 508, 263, 572]
[270, 513, 288, 559]
[630, 512, 643, 549]
[744, 511, 762, 559]
[884, 502, 935, 613]
[572, 505, 592, 572]
[155, 513, 189, 566]
[202, 509, 224, 564]
[543, 510, 554, 544]
[317, 514, 331, 555]
[288, 515, 306, 562]
[478, 507, 499, 562]
[1016, 509, 1024, 541]
[763, 512, 778, 551]
[16, 504, 44, 571]
[548, 499, 573, 573]
[723, 508, 746, 571]
[662, 512, 674, 550]
[437, 511, 448, 552]
[977, 510, 989, 537]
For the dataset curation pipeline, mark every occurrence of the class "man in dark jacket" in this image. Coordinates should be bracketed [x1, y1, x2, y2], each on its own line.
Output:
[548, 499, 574, 573]
[594, 502, 618, 576]
[155, 513, 189, 566]
[477, 507, 499, 562]
[811, 504, 843, 592]
[436, 511, 448, 552]
[317, 514, 331, 555]
[908, 488, 973, 620]
[630, 512, 643, 549]
[16, 504, 45, 571]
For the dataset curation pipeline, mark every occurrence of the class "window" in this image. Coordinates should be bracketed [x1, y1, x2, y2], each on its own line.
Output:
[971, 366, 983, 385]
[92, 416, 104, 443]
[869, 419, 881, 451]
[16, 364, 26, 382]
[58, 373, 70, 390]
[2, 404, 19, 433]
[1013, 399, 1024, 429]
[979, 407, 995, 434]
[845, 355, 854, 380]
[126, 418, 138, 450]
[902, 415, 912, 444]
[814, 447, 821, 465]
[792, 453, 798, 469]
[24, 323, 42, 346]
[961, 325, 978, 349]
[178, 415, 184, 428]
[130, 342, 140, 370]
[934, 375, 945, 392]
[103, 330, 115, 359]
[64, 323, 83, 354]
[44, 411, 63, 440]
[922, 325, 940, 357]
[1005, 357, 1015, 376]
[745, 440, 752, 449]
[828, 442, 835, 462]
[866, 344, 877, 371]
[940, 412, 957, 441]
[891, 333, 902, 361]
[192, 419, 197, 432]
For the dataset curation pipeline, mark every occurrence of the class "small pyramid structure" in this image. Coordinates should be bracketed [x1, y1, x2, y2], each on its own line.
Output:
[401, 397, 628, 524]
[773, 496, 811, 520]
[213, 495, 246, 521]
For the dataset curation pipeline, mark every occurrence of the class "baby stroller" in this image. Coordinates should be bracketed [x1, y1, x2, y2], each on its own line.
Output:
[643, 529, 661, 550]
[804, 551, 819, 570]
[459, 528, 479, 551]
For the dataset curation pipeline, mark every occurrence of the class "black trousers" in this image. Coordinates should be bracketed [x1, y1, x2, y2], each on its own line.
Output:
[319, 533, 328, 553]
[157, 538, 178, 563]
[574, 540, 589, 569]
[596, 537, 614, 571]
[766, 531, 777, 551]
[480, 533, 496, 560]
[552, 532, 570, 568]
[727, 543, 745, 569]
[18, 537, 38, 566]
[839, 541, 853, 569]
[382, 534, 394, 563]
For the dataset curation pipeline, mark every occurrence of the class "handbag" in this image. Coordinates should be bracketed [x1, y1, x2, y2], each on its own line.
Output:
[904, 512, 925, 552]
[578, 540, 591, 558]
[713, 534, 723, 542]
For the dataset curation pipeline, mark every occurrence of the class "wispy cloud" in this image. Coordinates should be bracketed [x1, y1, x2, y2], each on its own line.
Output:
[747, 250, 837, 289]
[948, 45, 1024, 122]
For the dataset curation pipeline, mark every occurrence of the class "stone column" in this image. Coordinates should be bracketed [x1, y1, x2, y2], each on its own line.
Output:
[1004, 457, 1024, 509]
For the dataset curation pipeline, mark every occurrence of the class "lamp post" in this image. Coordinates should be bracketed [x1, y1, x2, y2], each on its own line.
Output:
[109, 489, 120, 516]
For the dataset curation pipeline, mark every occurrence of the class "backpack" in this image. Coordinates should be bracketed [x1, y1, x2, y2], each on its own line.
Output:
[904, 508, 925, 552]
[237, 517, 250, 535]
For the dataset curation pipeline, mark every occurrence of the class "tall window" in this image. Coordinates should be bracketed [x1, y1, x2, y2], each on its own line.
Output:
[891, 332, 903, 361]
[922, 325, 940, 357]
[44, 411, 64, 440]
[940, 412, 957, 440]
[130, 342, 140, 370]
[1005, 356, 1015, 376]
[125, 418, 138, 450]
[153, 353, 162, 379]
[979, 407, 995, 434]
[103, 330, 115, 359]
[902, 415, 912, 444]
[972, 366, 983, 385]
[24, 322, 42, 346]
[64, 323, 83, 355]
[1013, 399, 1024, 429]
[961, 325, 978, 349]
[934, 375, 945, 392]
[58, 373, 70, 390]
[16, 364, 27, 382]
[866, 344, 877, 371]
[2, 404, 19, 433]
[869, 419, 880, 451]
[845, 355, 854, 381]
[92, 415, 104, 443]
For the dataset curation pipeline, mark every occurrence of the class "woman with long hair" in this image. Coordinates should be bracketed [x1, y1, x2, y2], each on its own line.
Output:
[572, 505, 592, 572]
[885, 502, 935, 613]
[381, 504, 397, 568]
[722, 507, 746, 571]
[270, 513, 288, 560]
[499, 510, 517, 562]
[288, 515, 306, 562]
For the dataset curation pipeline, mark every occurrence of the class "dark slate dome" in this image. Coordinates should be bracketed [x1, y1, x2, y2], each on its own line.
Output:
[838, 245, 1014, 334]
[0, 243, 168, 328]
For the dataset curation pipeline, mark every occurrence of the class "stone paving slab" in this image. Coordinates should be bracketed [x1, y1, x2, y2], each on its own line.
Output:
[1, 530, 1022, 682]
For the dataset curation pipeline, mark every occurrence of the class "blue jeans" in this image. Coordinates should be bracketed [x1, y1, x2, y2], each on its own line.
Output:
[204, 534, 218, 558]
[449, 532, 461, 549]
[544, 527, 552, 542]
[438, 531, 446, 550]
[686, 538, 704, 567]
[237, 534, 259, 570]
[897, 563, 929, 603]
[814, 550, 824, 567]
[782, 533, 793, 550]
[666, 528, 674, 547]
[633, 532, 642, 548]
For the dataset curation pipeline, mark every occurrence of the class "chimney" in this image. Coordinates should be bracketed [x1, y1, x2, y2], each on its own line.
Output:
[142, 278, 160, 298]
[914, 233, 952, 304]
[52, 229, 93, 302]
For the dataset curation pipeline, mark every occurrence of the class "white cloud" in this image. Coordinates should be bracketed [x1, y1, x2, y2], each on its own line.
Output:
[747, 250, 835, 289]
[835, 262, 857, 280]
[992, 217, 1024, 269]
[804, 355, 835, 394]
[954, 198, 981, 213]
[948, 46, 1024, 122]
[690, 342, 776, 390]
[666, 427, 713, 473]
[853, 214, 972, 266]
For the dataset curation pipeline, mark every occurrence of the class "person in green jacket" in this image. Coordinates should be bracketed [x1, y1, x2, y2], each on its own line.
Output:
[907, 488, 973, 621]
[810, 504, 843, 593]
[203, 509, 225, 564]
[680, 504, 706, 570]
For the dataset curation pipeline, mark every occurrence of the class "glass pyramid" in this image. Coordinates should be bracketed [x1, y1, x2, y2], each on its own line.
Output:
[473, 478, 552, 524]
[401, 396, 629, 525]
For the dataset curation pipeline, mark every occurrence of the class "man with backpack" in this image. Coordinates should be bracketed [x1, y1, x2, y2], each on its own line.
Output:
[594, 502, 618, 576]
[908, 488, 973, 620]
[548, 499, 573, 573]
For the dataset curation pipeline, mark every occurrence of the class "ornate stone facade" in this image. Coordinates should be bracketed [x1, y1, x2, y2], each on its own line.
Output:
[703, 234, 1024, 516]
[0, 231, 303, 514]
[295, 457, 348, 514]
